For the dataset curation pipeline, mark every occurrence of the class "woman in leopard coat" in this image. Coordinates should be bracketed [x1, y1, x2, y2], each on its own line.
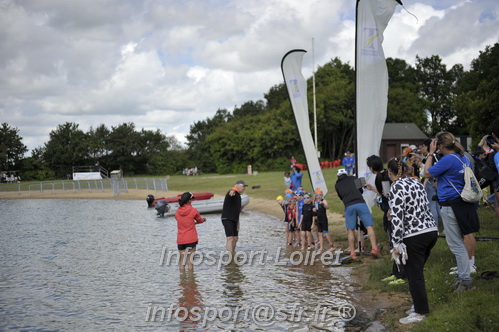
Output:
[388, 158, 438, 324]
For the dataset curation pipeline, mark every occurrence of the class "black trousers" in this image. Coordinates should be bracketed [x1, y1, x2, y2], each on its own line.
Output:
[403, 231, 438, 315]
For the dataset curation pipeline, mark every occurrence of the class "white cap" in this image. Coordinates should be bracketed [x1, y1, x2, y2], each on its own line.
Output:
[337, 168, 347, 176]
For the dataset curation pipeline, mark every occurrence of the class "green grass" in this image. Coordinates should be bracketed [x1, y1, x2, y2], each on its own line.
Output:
[366, 206, 499, 331]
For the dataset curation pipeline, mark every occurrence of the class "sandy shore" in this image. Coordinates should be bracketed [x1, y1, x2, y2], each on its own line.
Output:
[1, 189, 345, 224]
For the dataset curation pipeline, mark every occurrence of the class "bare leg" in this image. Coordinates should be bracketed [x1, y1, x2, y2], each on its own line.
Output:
[318, 232, 324, 251]
[463, 234, 476, 259]
[325, 233, 335, 250]
[347, 229, 356, 253]
[301, 231, 306, 250]
[306, 231, 313, 248]
[179, 249, 186, 272]
[186, 247, 196, 271]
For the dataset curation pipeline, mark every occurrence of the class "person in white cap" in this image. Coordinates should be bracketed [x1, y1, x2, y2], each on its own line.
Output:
[221, 180, 248, 253]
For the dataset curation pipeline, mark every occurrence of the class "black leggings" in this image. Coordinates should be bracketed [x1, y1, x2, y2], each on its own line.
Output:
[403, 231, 438, 315]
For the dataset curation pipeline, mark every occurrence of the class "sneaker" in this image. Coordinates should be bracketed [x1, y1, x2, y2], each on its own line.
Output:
[455, 279, 476, 292]
[405, 305, 415, 315]
[450, 266, 458, 271]
[382, 275, 397, 282]
[389, 278, 407, 285]
[399, 313, 425, 324]
[449, 265, 477, 275]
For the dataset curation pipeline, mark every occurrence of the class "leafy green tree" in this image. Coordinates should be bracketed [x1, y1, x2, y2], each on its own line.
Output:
[86, 124, 110, 165]
[312, 58, 355, 159]
[415, 55, 462, 135]
[232, 100, 266, 119]
[43, 122, 88, 177]
[186, 109, 232, 173]
[455, 43, 499, 144]
[106, 123, 140, 174]
[20, 147, 55, 181]
[0, 123, 28, 172]
[264, 83, 288, 111]
[386, 58, 427, 131]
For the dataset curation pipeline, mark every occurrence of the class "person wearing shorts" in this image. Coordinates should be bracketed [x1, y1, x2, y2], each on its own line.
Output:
[175, 192, 206, 271]
[300, 193, 315, 249]
[221, 180, 248, 253]
[335, 168, 380, 259]
[314, 188, 335, 251]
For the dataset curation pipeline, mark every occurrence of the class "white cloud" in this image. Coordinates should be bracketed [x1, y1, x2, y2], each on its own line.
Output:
[0, 0, 497, 153]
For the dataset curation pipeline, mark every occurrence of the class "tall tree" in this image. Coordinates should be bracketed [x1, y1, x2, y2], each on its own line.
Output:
[0, 123, 28, 171]
[415, 55, 462, 135]
[43, 122, 87, 177]
[107, 123, 140, 173]
[455, 43, 499, 143]
[186, 109, 232, 173]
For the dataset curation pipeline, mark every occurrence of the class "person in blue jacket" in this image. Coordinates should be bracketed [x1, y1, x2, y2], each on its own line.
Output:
[342, 151, 354, 175]
[290, 166, 303, 191]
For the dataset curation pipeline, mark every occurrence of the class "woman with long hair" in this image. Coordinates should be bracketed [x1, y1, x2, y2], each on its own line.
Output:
[175, 192, 206, 271]
[423, 132, 479, 292]
[388, 158, 438, 324]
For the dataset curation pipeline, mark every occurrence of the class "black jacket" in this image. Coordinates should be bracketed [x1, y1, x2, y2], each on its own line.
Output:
[334, 175, 365, 208]
[221, 190, 241, 222]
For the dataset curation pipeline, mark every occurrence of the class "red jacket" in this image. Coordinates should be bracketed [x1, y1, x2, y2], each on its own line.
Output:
[175, 203, 205, 244]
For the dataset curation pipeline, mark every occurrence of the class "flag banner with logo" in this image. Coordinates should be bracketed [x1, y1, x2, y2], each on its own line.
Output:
[281, 49, 328, 195]
[356, 0, 399, 207]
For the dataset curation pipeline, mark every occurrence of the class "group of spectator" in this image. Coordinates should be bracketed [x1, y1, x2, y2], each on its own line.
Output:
[182, 167, 198, 176]
[1, 172, 21, 183]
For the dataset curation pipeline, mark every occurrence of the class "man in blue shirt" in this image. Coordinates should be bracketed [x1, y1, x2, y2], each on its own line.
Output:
[290, 166, 303, 191]
[342, 151, 354, 175]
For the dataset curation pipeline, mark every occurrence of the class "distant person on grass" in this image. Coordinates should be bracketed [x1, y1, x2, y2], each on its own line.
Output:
[221, 180, 248, 254]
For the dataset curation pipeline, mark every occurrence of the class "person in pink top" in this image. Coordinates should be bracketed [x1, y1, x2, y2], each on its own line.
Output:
[175, 192, 206, 271]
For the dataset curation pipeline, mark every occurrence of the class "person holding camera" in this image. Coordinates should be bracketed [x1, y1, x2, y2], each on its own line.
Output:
[423, 132, 479, 292]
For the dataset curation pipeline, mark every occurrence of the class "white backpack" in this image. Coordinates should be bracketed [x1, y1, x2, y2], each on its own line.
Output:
[446, 154, 483, 203]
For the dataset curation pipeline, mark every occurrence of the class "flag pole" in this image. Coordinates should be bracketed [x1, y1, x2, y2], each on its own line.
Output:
[312, 37, 318, 157]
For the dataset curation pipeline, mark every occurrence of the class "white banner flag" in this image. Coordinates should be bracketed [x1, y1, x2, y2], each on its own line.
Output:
[281, 50, 328, 195]
[356, 0, 399, 207]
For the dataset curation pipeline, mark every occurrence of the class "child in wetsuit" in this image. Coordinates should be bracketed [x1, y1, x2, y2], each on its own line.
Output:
[300, 193, 315, 249]
[314, 189, 335, 251]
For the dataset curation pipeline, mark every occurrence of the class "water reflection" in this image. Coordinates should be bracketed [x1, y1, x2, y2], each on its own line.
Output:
[177, 271, 205, 332]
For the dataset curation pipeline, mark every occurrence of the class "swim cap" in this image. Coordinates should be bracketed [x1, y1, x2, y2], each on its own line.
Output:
[276, 195, 284, 201]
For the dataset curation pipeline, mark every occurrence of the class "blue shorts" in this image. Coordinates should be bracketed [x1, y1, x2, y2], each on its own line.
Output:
[345, 203, 374, 230]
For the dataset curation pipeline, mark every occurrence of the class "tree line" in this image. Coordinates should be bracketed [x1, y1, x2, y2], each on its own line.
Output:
[1, 43, 497, 180]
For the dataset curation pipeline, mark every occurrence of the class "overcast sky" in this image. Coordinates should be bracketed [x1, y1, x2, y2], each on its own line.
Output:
[1, 0, 498, 153]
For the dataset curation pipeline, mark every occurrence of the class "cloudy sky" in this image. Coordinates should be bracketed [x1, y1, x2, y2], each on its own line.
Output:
[1, 0, 498, 153]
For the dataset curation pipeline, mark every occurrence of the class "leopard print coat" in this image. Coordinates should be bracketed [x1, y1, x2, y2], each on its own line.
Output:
[389, 177, 437, 246]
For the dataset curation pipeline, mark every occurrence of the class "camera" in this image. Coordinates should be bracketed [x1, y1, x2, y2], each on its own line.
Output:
[486, 135, 496, 149]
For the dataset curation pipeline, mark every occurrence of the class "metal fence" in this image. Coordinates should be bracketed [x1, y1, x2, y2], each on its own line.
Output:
[0, 177, 169, 197]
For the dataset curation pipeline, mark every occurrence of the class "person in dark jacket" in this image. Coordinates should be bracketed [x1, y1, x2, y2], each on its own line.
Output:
[221, 180, 248, 253]
[335, 168, 380, 259]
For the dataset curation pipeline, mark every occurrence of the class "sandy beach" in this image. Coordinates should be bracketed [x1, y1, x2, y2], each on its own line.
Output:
[0, 189, 345, 224]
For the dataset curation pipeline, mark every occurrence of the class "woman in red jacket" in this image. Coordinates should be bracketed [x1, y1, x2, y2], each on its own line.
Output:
[175, 192, 206, 271]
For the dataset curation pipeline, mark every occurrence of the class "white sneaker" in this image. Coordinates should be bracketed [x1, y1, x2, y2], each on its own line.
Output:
[405, 305, 415, 315]
[450, 266, 458, 271]
[399, 313, 425, 324]
[449, 265, 477, 275]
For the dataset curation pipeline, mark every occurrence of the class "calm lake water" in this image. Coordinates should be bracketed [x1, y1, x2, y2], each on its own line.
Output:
[0, 199, 371, 331]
